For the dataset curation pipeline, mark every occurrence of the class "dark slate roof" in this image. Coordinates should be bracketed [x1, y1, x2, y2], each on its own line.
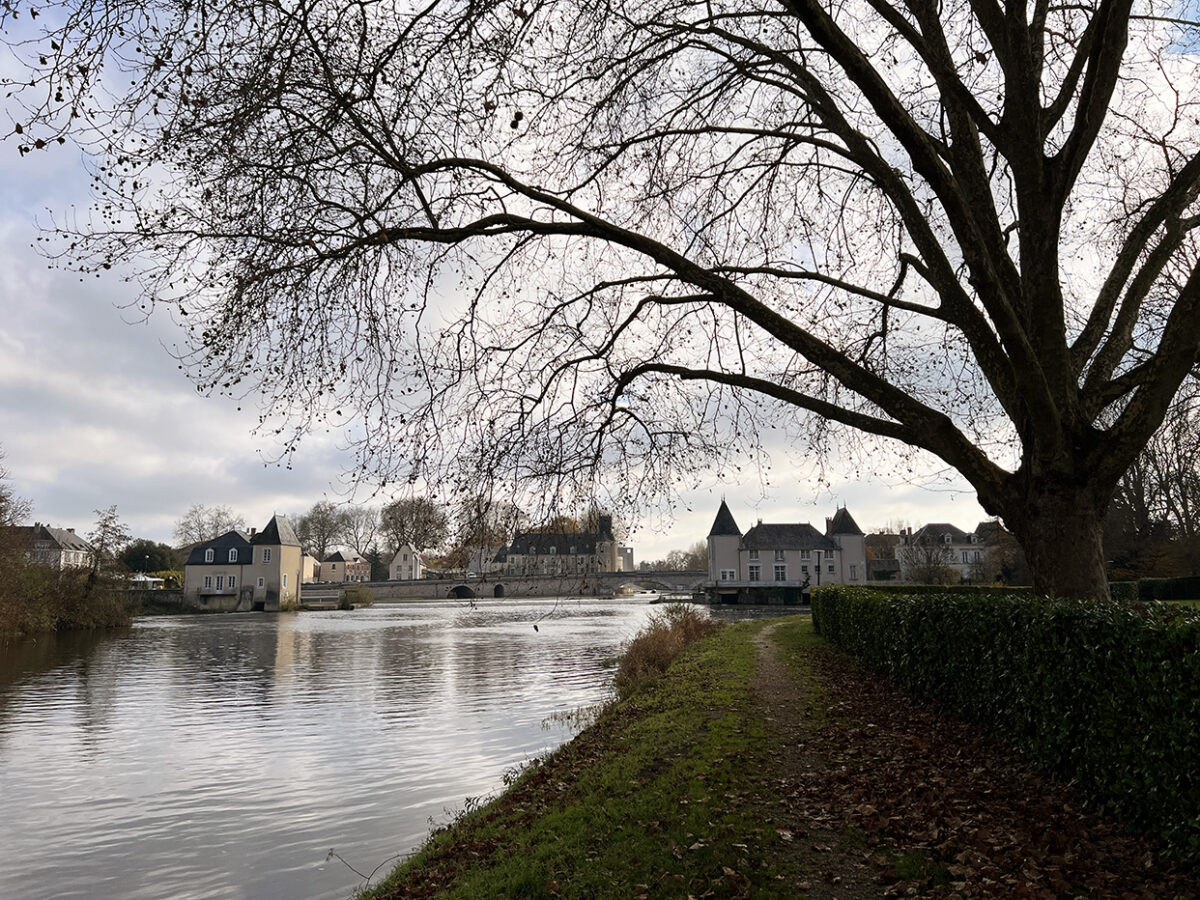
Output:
[6, 525, 95, 553]
[252, 514, 300, 547]
[909, 523, 972, 544]
[185, 530, 253, 566]
[826, 507, 864, 536]
[741, 523, 837, 551]
[31, 525, 95, 552]
[973, 520, 1007, 542]
[323, 550, 364, 563]
[707, 501, 742, 538]
[507, 531, 609, 555]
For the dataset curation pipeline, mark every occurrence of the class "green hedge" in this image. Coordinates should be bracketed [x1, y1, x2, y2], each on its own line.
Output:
[858, 583, 1033, 597]
[1138, 576, 1200, 602]
[811, 585, 1200, 863]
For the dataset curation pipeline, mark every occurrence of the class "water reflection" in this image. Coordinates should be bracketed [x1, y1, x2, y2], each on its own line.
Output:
[0, 600, 803, 900]
[0, 599, 664, 900]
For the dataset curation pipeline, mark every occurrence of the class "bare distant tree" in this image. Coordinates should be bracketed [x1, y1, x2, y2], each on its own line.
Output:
[173, 504, 246, 546]
[10, 1, 1200, 599]
[341, 505, 379, 554]
[0, 447, 31, 530]
[380, 497, 450, 553]
[88, 505, 131, 574]
[295, 501, 350, 560]
[898, 537, 958, 586]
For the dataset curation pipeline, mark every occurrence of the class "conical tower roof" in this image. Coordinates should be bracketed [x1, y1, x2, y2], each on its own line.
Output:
[826, 507, 864, 536]
[707, 500, 741, 538]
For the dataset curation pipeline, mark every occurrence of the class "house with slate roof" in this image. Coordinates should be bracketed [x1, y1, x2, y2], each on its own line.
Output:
[13, 523, 96, 569]
[704, 501, 867, 603]
[182, 514, 303, 611]
[323, 550, 370, 582]
[499, 515, 619, 577]
[897, 521, 1012, 583]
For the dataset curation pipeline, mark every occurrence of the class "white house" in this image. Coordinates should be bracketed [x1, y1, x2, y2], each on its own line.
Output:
[705, 501, 867, 602]
[389, 543, 423, 580]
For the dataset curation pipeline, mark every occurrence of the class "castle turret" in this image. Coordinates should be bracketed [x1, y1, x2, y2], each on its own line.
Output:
[707, 500, 742, 582]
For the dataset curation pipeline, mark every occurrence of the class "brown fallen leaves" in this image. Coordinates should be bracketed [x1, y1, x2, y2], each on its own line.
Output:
[768, 637, 1200, 898]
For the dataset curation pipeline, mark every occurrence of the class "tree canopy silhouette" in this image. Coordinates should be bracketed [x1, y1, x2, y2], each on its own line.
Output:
[6, 0, 1200, 598]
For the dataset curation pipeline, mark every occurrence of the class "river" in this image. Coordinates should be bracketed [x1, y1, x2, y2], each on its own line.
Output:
[0, 598, 801, 899]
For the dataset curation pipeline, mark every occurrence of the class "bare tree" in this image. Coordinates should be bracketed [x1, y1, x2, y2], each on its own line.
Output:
[342, 505, 379, 554]
[9, 1, 1200, 598]
[0, 447, 31, 530]
[898, 537, 958, 586]
[295, 501, 350, 560]
[173, 504, 246, 546]
[88, 505, 131, 575]
[380, 497, 450, 553]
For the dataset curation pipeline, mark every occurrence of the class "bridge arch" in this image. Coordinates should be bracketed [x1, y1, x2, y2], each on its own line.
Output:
[493, 584, 505, 598]
[448, 584, 476, 599]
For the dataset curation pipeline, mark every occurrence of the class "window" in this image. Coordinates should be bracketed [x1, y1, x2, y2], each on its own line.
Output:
[403, 553, 408, 561]
[228, 575, 236, 589]
[549, 546, 557, 555]
[204, 548, 214, 563]
[943, 533, 952, 543]
[262, 548, 272, 563]
[774, 564, 786, 581]
[229, 548, 238, 563]
[774, 549, 785, 561]
[257, 577, 265, 589]
[800, 549, 811, 560]
[569, 546, 576, 555]
[962, 551, 969, 563]
[215, 576, 224, 590]
[748, 549, 759, 560]
[827, 564, 835, 574]
[850, 564, 858, 580]
[720, 569, 736, 581]
[748, 565, 761, 582]
[801, 564, 809, 574]
[203, 575, 212, 589]
[973, 551, 982, 562]
[282, 573, 288, 588]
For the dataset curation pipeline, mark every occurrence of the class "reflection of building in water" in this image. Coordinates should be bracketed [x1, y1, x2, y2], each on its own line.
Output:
[182, 515, 303, 611]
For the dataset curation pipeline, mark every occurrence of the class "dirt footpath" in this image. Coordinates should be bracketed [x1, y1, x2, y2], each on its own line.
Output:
[752, 622, 1200, 898]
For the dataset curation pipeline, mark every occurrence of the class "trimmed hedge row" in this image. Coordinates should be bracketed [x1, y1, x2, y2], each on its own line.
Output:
[1137, 576, 1200, 602]
[859, 583, 1033, 597]
[811, 585, 1200, 863]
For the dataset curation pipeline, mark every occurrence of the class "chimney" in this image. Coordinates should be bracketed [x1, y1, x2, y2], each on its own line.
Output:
[250, 528, 257, 537]
[67, 527, 75, 533]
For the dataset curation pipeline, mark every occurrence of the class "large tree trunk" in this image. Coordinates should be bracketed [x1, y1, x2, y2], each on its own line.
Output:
[1002, 479, 1111, 601]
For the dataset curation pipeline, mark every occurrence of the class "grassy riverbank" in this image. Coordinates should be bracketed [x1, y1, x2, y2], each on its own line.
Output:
[362, 618, 797, 898]
[362, 615, 1200, 899]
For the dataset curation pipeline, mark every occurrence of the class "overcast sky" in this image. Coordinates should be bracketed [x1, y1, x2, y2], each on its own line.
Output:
[0, 134, 989, 560]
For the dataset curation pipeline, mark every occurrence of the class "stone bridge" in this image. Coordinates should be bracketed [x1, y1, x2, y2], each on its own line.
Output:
[300, 569, 707, 603]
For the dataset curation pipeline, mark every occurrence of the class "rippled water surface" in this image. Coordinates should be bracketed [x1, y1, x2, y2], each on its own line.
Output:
[0, 598, 672, 900]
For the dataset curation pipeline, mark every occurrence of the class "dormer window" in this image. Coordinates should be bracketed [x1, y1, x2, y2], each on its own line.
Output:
[549, 546, 557, 555]
[229, 549, 238, 563]
[943, 534, 952, 544]
[204, 548, 214, 563]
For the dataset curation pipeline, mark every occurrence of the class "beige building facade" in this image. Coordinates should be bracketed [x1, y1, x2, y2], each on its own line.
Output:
[501, 515, 619, 577]
[182, 515, 303, 611]
[706, 502, 867, 602]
